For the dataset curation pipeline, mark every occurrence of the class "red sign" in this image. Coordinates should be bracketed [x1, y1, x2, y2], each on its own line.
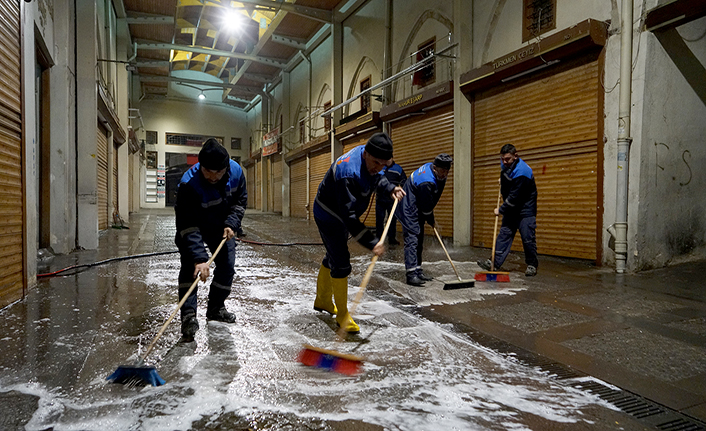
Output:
[262, 127, 280, 156]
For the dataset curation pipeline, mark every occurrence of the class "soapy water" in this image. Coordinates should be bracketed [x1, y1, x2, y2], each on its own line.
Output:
[0, 243, 619, 431]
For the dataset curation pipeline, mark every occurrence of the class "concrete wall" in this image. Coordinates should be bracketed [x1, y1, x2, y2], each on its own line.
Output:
[632, 17, 706, 269]
[138, 98, 248, 209]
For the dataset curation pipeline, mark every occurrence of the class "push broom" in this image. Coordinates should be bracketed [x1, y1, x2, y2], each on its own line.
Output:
[433, 227, 474, 289]
[298, 199, 399, 375]
[475, 187, 510, 283]
[107, 236, 228, 387]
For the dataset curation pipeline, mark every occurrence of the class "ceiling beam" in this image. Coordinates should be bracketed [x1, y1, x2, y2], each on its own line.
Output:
[271, 34, 307, 50]
[135, 39, 287, 68]
[139, 74, 265, 95]
[135, 60, 170, 68]
[126, 13, 175, 25]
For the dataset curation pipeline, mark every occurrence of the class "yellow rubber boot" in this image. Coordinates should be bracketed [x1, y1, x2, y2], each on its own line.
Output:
[331, 276, 360, 334]
[313, 265, 337, 315]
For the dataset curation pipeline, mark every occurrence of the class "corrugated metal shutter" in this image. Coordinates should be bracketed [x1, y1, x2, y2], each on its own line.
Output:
[290, 157, 307, 218]
[255, 159, 262, 209]
[390, 104, 455, 236]
[128, 153, 134, 213]
[472, 56, 599, 260]
[271, 154, 282, 213]
[246, 165, 255, 209]
[0, 0, 23, 307]
[97, 123, 109, 230]
[308, 148, 331, 220]
[112, 143, 118, 215]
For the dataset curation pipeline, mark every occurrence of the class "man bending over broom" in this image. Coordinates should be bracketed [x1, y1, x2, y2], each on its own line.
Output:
[312, 133, 405, 333]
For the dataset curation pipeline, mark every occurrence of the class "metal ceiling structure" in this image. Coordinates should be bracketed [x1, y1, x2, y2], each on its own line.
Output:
[118, 0, 368, 110]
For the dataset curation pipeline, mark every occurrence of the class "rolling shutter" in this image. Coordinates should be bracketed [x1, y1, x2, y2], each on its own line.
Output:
[472, 55, 599, 260]
[0, 0, 23, 307]
[246, 165, 255, 209]
[290, 157, 307, 218]
[96, 123, 109, 230]
[271, 154, 282, 213]
[390, 104, 455, 236]
[308, 148, 331, 220]
[112, 143, 118, 215]
[255, 159, 262, 210]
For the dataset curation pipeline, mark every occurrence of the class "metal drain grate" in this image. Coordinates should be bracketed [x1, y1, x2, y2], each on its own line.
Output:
[570, 379, 706, 430]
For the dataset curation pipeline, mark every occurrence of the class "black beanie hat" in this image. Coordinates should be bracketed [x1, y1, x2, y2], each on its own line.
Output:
[365, 133, 393, 161]
[199, 138, 230, 170]
[433, 153, 453, 170]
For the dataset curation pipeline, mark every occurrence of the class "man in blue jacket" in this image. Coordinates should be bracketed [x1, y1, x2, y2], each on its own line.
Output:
[313, 133, 405, 333]
[175, 138, 247, 341]
[478, 144, 538, 276]
[376, 159, 406, 245]
[396, 154, 452, 286]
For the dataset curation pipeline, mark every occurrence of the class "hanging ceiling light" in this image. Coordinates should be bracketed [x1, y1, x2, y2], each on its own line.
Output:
[198, 91, 206, 100]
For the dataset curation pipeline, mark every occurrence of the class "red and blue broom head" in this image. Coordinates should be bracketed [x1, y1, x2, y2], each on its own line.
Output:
[474, 271, 510, 282]
[298, 344, 363, 376]
[107, 364, 166, 387]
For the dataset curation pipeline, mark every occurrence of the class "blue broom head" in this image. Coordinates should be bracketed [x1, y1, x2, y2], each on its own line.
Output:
[107, 365, 166, 387]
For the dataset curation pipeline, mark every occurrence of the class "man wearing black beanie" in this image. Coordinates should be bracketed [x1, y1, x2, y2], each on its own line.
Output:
[312, 132, 405, 333]
[396, 153, 452, 286]
[174, 138, 248, 341]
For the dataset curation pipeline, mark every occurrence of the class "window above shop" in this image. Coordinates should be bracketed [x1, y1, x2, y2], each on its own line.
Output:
[523, 0, 557, 42]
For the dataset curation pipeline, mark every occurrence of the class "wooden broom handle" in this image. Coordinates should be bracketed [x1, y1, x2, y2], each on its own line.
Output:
[338, 198, 399, 338]
[140, 236, 228, 362]
[490, 185, 502, 272]
[434, 226, 462, 281]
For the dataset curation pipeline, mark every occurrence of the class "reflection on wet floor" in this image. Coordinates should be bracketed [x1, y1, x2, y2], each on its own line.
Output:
[0, 211, 647, 430]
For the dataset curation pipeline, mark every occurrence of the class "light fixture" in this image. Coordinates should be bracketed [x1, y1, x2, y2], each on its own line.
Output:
[198, 91, 206, 100]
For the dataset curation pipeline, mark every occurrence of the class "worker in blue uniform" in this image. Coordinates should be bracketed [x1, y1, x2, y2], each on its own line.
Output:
[396, 154, 452, 286]
[478, 144, 538, 276]
[376, 159, 406, 245]
[174, 138, 247, 341]
[313, 133, 405, 333]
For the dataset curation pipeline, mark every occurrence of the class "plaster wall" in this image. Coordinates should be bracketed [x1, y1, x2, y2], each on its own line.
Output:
[138, 98, 248, 209]
[247, 101, 264, 153]
[342, 0, 385, 116]
[309, 37, 332, 139]
[289, 56, 310, 144]
[633, 18, 706, 269]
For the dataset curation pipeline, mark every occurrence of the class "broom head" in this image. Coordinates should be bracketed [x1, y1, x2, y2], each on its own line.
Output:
[474, 271, 510, 282]
[298, 344, 363, 376]
[107, 364, 166, 387]
[442, 279, 475, 290]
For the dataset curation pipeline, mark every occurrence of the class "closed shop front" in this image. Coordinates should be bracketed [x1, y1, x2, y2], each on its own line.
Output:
[308, 148, 331, 219]
[255, 158, 262, 210]
[97, 123, 109, 230]
[245, 161, 256, 209]
[382, 83, 454, 237]
[270, 153, 282, 213]
[289, 156, 307, 218]
[462, 20, 606, 261]
[0, 0, 24, 307]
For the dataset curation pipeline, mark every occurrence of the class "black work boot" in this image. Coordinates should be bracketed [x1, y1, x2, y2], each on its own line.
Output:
[181, 313, 199, 341]
[477, 259, 493, 271]
[417, 269, 433, 281]
[206, 307, 236, 323]
[406, 272, 425, 286]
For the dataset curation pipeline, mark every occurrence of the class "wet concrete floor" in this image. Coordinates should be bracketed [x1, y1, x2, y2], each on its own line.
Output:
[0, 208, 704, 430]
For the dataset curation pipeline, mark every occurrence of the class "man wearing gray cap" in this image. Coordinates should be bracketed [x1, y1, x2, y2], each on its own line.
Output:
[396, 154, 452, 286]
[174, 138, 247, 341]
[312, 133, 405, 333]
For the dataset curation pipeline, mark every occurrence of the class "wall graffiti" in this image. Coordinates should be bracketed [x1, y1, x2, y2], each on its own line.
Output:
[654, 142, 692, 186]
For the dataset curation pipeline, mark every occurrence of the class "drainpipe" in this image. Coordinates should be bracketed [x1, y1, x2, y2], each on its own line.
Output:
[613, 0, 634, 273]
[382, 0, 392, 134]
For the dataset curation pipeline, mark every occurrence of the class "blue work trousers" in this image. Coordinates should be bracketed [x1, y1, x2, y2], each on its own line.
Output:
[494, 215, 538, 269]
[375, 200, 398, 242]
[178, 237, 236, 318]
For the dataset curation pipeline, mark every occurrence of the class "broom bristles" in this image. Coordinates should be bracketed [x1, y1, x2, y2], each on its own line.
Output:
[298, 344, 363, 376]
[474, 271, 510, 282]
[107, 365, 166, 386]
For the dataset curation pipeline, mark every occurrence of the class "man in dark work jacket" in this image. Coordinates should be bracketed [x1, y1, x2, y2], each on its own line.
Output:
[175, 138, 247, 341]
[478, 143, 538, 276]
[312, 133, 405, 334]
[396, 154, 452, 286]
[376, 159, 406, 245]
